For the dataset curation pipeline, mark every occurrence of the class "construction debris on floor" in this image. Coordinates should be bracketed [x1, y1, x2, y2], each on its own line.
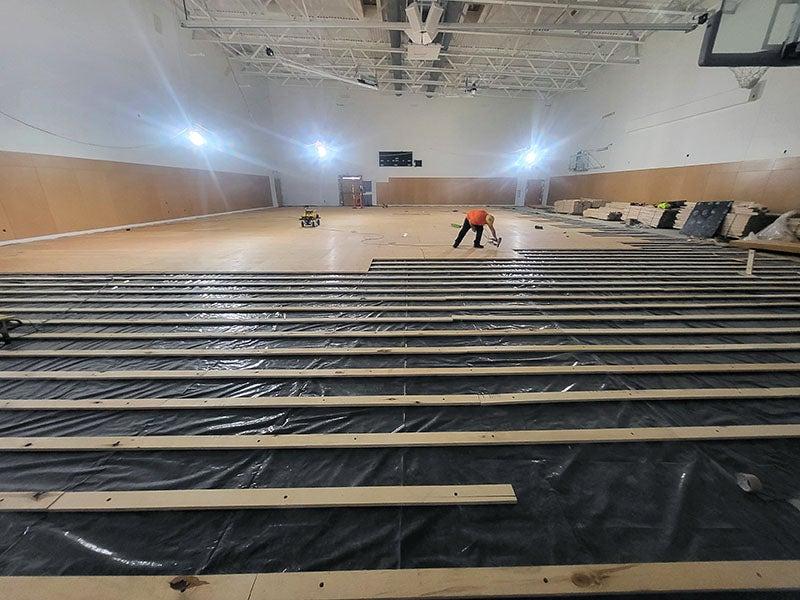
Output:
[554, 198, 791, 240]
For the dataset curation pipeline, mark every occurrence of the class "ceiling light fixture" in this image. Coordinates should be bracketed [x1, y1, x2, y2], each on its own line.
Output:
[314, 141, 328, 158]
[187, 129, 207, 147]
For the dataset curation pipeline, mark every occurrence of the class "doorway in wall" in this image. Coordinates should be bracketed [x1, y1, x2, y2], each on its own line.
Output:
[525, 179, 545, 206]
[338, 175, 365, 207]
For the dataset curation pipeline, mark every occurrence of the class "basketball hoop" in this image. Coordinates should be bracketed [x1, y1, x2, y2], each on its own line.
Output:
[728, 66, 769, 89]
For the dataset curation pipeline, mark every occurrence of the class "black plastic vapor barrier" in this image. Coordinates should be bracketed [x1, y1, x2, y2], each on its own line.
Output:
[0, 261, 799, 597]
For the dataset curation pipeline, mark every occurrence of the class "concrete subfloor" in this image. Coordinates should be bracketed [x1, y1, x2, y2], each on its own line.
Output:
[0, 206, 636, 273]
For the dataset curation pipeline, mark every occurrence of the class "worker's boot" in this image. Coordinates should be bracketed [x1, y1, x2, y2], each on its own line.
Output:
[474, 244, 484, 249]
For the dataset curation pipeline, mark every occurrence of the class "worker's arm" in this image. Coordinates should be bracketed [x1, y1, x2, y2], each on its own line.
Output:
[488, 224, 497, 240]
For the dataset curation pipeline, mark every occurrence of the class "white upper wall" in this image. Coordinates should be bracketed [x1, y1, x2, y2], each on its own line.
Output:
[264, 84, 547, 205]
[548, 26, 800, 176]
[0, 0, 275, 175]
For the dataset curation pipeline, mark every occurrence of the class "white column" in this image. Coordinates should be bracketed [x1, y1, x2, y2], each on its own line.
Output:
[514, 176, 528, 207]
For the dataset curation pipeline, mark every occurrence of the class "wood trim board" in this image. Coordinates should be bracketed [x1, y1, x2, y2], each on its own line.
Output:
[7, 305, 800, 318]
[7, 311, 800, 322]
[3, 560, 800, 599]
[3, 276, 794, 287]
[9, 296, 800, 313]
[4, 292, 800, 307]
[4, 342, 800, 359]
[0, 484, 516, 512]
[2, 265, 797, 284]
[3, 282, 794, 295]
[20, 326, 800, 339]
[3, 424, 800, 451]
[0, 362, 798, 380]
[2, 273, 798, 289]
[2, 387, 798, 411]
[731, 239, 800, 255]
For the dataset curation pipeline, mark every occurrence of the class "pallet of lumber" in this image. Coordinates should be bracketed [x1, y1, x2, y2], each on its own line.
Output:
[584, 198, 607, 208]
[583, 207, 622, 221]
[673, 202, 697, 229]
[635, 205, 677, 228]
[553, 199, 592, 215]
[721, 213, 776, 238]
[720, 202, 776, 238]
[583, 202, 631, 221]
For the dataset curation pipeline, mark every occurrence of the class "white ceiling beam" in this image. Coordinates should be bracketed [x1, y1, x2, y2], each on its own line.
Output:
[246, 69, 581, 92]
[414, 0, 701, 17]
[233, 56, 584, 79]
[181, 17, 695, 38]
[203, 35, 641, 65]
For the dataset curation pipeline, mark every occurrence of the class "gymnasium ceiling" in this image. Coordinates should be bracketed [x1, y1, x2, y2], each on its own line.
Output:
[179, 0, 712, 101]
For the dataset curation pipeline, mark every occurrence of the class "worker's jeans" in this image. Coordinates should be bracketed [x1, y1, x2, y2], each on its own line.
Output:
[453, 218, 483, 247]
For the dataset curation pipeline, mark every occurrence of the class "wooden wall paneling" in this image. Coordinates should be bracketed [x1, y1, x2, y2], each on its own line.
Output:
[0, 200, 15, 241]
[0, 151, 273, 241]
[0, 151, 35, 168]
[116, 165, 162, 225]
[764, 167, 800, 213]
[187, 170, 212, 216]
[548, 156, 800, 212]
[218, 172, 253, 212]
[676, 165, 710, 199]
[0, 165, 57, 238]
[774, 156, 800, 171]
[36, 168, 95, 233]
[732, 170, 770, 205]
[641, 166, 686, 202]
[219, 172, 250, 212]
[701, 169, 738, 200]
[73, 168, 123, 229]
[738, 159, 776, 173]
[381, 177, 516, 206]
[154, 172, 192, 220]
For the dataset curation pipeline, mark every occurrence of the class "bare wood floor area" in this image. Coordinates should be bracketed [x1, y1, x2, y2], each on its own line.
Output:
[0, 207, 634, 273]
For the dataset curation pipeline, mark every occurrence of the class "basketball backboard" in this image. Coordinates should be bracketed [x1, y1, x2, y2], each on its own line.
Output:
[699, 0, 800, 66]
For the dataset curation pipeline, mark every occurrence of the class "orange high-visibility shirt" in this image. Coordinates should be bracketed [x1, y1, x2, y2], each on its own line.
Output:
[466, 209, 488, 226]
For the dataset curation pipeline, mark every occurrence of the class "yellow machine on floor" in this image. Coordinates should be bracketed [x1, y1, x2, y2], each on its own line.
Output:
[299, 206, 321, 228]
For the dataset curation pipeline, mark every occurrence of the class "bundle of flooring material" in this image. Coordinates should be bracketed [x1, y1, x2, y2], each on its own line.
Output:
[720, 213, 775, 238]
[673, 202, 698, 229]
[584, 198, 608, 208]
[730, 201, 768, 214]
[636, 205, 677, 228]
[720, 202, 776, 238]
[583, 202, 631, 221]
[626, 205, 643, 222]
[553, 199, 593, 215]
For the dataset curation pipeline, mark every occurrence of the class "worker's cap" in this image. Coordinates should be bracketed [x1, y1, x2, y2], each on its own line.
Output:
[486, 214, 495, 225]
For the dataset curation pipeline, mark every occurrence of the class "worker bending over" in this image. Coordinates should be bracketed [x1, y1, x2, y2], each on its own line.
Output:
[453, 209, 497, 248]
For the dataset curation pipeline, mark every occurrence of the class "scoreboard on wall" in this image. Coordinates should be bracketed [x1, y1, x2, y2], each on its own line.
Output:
[379, 151, 414, 167]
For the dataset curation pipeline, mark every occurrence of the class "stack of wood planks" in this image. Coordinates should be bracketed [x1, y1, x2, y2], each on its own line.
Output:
[583, 202, 631, 221]
[636, 205, 677, 228]
[673, 202, 698, 230]
[720, 202, 775, 239]
[553, 199, 591, 215]
[553, 198, 606, 215]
